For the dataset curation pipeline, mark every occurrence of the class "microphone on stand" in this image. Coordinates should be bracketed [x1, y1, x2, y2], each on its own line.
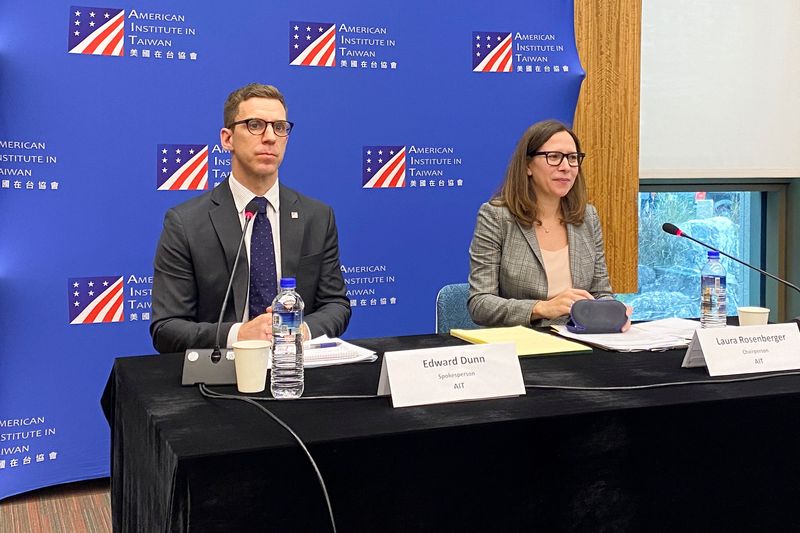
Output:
[182, 201, 259, 385]
[662, 222, 800, 328]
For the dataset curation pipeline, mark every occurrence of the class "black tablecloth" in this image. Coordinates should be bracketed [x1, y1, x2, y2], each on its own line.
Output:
[102, 334, 800, 532]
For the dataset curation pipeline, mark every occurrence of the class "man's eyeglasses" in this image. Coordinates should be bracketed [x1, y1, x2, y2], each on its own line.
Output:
[228, 118, 294, 137]
[530, 151, 585, 167]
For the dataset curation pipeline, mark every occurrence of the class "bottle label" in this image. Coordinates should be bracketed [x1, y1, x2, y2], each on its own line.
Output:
[701, 275, 727, 313]
[273, 310, 302, 334]
[701, 275, 727, 291]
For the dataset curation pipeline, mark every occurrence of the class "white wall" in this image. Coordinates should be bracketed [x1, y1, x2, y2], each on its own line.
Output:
[640, 1, 800, 178]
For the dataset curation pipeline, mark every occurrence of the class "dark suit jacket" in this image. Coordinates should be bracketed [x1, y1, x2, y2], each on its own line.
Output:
[468, 202, 613, 328]
[150, 179, 350, 353]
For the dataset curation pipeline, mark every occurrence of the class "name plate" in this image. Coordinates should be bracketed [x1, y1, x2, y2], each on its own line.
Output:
[682, 323, 800, 376]
[376, 343, 525, 408]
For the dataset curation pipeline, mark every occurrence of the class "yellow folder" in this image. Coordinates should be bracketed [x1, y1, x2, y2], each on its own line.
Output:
[450, 325, 592, 357]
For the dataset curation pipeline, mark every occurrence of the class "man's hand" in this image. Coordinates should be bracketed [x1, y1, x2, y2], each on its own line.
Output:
[238, 307, 273, 342]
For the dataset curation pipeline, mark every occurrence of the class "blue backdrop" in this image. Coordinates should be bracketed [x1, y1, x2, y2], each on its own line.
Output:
[0, 0, 582, 499]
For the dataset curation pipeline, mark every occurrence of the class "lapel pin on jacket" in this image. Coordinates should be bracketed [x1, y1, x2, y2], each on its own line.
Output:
[291, 211, 299, 219]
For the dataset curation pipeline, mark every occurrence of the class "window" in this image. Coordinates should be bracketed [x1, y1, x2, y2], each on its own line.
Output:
[616, 186, 782, 321]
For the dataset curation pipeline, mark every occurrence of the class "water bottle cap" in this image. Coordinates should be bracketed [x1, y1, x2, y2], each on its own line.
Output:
[279, 277, 296, 289]
[707, 251, 720, 259]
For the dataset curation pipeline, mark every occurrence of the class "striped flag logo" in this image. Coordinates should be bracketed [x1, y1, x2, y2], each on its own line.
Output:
[362, 146, 406, 188]
[157, 144, 209, 191]
[472, 32, 512, 72]
[68, 276, 124, 324]
[68, 6, 125, 57]
[290, 21, 336, 67]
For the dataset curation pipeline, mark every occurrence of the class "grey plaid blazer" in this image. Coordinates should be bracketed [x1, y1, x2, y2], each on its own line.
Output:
[467, 202, 613, 327]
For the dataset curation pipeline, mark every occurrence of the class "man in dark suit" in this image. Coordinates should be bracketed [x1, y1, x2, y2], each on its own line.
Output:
[150, 83, 350, 354]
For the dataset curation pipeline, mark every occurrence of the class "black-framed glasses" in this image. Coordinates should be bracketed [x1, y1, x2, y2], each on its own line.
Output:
[530, 151, 585, 167]
[228, 118, 294, 137]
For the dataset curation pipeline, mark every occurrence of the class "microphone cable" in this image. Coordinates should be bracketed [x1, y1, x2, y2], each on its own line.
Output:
[199, 368, 800, 533]
[524, 370, 800, 391]
[233, 392, 381, 401]
[198, 383, 347, 533]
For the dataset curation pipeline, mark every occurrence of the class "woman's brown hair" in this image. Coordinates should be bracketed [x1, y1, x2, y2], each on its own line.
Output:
[491, 119, 587, 227]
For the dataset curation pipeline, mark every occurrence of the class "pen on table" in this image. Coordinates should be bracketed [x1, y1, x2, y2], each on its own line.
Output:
[307, 341, 341, 349]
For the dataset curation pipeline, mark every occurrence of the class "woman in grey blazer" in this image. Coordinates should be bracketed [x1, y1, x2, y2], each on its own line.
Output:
[468, 120, 627, 328]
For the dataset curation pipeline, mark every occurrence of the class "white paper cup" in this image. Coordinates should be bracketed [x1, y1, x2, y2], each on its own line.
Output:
[737, 306, 770, 326]
[232, 340, 270, 393]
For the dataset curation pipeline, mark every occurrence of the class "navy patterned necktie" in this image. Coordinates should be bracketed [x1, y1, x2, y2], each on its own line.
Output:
[248, 197, 278, 318]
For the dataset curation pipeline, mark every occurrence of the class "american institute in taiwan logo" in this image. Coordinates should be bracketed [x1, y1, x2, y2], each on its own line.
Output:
[68, 6, 125, 56]
[290, 21, 336, 67]
[362, 146, 406, 188]
[473, 30, 574, 74]
[472, 32, 512, 72]
[68, 276, 124, 324]
[157, 144, 208, 191]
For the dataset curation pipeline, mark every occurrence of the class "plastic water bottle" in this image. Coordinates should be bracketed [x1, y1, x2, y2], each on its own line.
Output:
[270, 278, 304, 399]
[700, 251, 727, 328]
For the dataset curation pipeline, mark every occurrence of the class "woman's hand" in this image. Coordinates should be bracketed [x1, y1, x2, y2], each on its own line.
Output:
[621, 305, 633, 332]
[531, 288, 594, 321]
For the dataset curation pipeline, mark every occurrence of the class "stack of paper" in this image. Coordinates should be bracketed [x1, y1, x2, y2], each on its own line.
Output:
[450, 325, 592, 356]
[552, 317, 700, 352]
[303, 335, 377, 368]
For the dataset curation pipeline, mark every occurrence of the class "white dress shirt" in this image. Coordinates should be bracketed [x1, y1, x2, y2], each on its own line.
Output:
[226, 174, 282, 346]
